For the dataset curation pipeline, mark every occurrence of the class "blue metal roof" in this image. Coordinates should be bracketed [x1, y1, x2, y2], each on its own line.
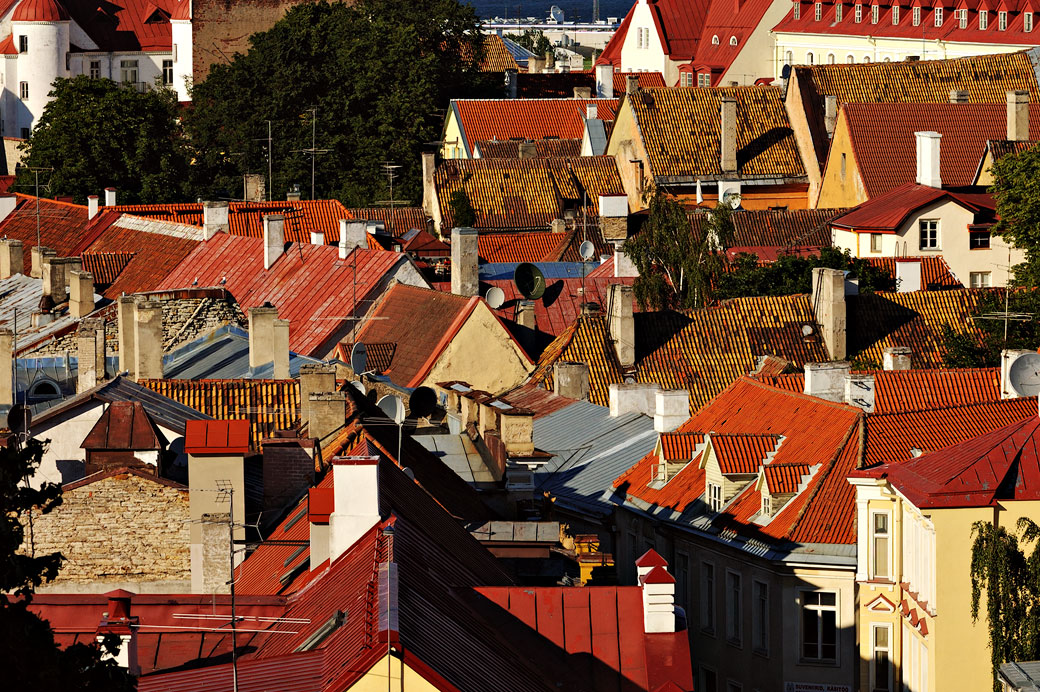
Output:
[478, 261, 601, 281]
[162, 325, 321, 380]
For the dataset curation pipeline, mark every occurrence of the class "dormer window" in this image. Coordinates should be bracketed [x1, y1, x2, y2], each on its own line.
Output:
[708, 482, 723, 512]
[712, 34, 720, 45]
[999, 10, 1007, 29]
[761, 494, 771, 517]
[958, 8, 967, 27]
[794, 1, 801, 19]
[871, 4, 879, 22]
[815, 1, 822, 19]
[913, 6, 921, 25]
[892, 5, 900, 22]
[836, 2, 843, 20]
[18, 35, 26, 53]
[934, 7, 942, 26]
[730, 36, 738, 45]
[1027, 11, 1034, 31]
[980, 9, 988, 28]
[855, 3, 863, 21]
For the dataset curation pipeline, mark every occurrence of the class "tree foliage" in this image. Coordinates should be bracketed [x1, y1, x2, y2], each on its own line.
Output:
[184, 0, 495, 206]
[448, 188, 476, 227]
[714, 246, 891, 299]
[990, 144, 1040, 283]
[971, 518, 1040, 692]
[16, 76, 191, 204]
[940, 287, 1040, 368]
[622, 193, 734, 310]
[504, 29, 552, 56]
[0, 439, 136, 689]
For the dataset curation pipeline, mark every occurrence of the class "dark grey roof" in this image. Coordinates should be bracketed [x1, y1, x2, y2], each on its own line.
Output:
[532, 400, 658, 518]
[162, 325, 321, 380]
[1001, 662, 1040, 691]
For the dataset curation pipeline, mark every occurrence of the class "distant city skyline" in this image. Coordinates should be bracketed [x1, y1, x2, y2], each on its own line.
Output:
[470, 0, 629, 21]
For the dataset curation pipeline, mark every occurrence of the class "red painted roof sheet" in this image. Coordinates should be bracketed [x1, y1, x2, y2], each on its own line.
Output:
[841, 103, 1040, 198]
[156, 234, 409, 357]
[831, 182, 994, 232]
[81, 401, 162, 450]
[0, 195, 87, 274]
[62, 0, 173, 52]
[345, 207, 427, 237]
[0, 34, 17, 55]
[452, 98, 618, 155]
[692, 0, 776, 79]
[477, 227, 610, 263]
[13, 0, 68, 22]
[184, 419, 250, 455]
[710, 433, 782, 474]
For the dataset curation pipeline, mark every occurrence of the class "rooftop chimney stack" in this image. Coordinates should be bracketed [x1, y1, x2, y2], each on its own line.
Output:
[0, 328, 12, 407]
[595, 63, 614, 98]
[117, 296, 137, 379]
[720, 97, 738, 174]
[248, 305, 289, 377]
[824, 95, 838, 137]
[587, 103, 598, 120]
[949, 89, 969, 104]
[1008, 89, 1030, 142]
[504, 68, 518, 98]
[544, 49, 555, 71]
[554, 361, 591, 400]
[654, 389, 689, 433]
[104, 187, 117, 206]
[30, 246, 55, 279]
[41, 257, 67, 304]
[308, 487, 333, 567]
[803, 361, 851, 402]
[636, 550, 677, 634]
[882, 346, 912, 371]
[134, 301, 163, 380]
[69, 270, 95, 318]
[95, 590, 140, 676]
[609, 382, 661, 418]
[87, 195, 99, 221]
[895, 260, 922, 292]
[202, 201, 229, 240]
[914, 131, 942, 188]
[0, 238, 23, 279]
[339, 220, 367, 258]
[518, 140, 538, 159]
[626, 74, 639, 95]
[811, 267, 847, 359]
[421, 152, 437, 222]
[843, 373, 876, 412]
[607, 283, 635, 368]
[307, 391, 347, 442]
[329, 456, 381, 564]
[77, 318, 106, 392]
[299, 363, 336, 423]
[263, 214, 285, 269]
[450, 227, 479, 297]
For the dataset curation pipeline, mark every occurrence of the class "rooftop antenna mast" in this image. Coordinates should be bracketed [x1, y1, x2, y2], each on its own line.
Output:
[292, 108, 330, 201]
[374, 162, 404, 208]
[28, 167, 53, 247]
[252, 123, 273, 202]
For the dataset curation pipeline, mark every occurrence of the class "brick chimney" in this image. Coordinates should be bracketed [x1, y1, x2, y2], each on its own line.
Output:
[87, 195, 99, 221]
[117, 296, 137, 378]
[883, 346, 911, 371]
[636, 549, 676, 634]
[0, 328, 12, 407]
[595, 63, 613, 98]
[654, 389, 689, 433]
[914, 131, 942, 188]
[811, 267, 847, 359]
[339, 219, 367, 258]
[134, 300, 163, 380]
[553, 361, 590, 400]
[77, 318, 105, 392]
[451, 227, 478, 297]
[607, 283, 635, 368]
[949, 89, 969, 104]
[95, 590, 139, 675]
[329, 456, 380, 563]
[104, 187, 117, 206]
[0, 238, 22, 279]
[803, 361, 851, 402]
[30, 246, 54, 279]
[202, 201, 229, 240]
[504, 68, 518, 98]
[263, 214, 285, 269]
[308, 487, 334, 567]
[307, 391, 347, 442]
[248, 305, 289, 378]
[69, 270, 95, 318]
[299, 363, 336, 425]
[626, 74, 639, 95]
[720, 97, 738, 174]
[1008, 90, 1030, 142]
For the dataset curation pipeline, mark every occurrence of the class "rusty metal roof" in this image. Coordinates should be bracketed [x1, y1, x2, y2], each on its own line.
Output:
[81, 400, 163, 451]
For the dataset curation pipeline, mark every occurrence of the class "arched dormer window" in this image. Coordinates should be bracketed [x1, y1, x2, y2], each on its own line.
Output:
[730, 36, 738, 45]
[712, 34, 720, 45]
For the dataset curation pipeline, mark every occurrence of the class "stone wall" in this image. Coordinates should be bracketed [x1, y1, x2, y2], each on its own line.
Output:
[20, 471, 190, 589]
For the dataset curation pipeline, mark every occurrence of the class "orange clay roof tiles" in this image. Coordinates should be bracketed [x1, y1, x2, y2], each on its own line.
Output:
[81, 251, 135, 285]
[482, 274, 638, 337]
[986, 139, 1040, 164]
[451, 98, 618, 155]
[710, 433, 782, 475]
[660, 432, 707, 461]
[865, 256, 963, 290]
[477, 226, 610, 263]
[474, 138, 583, 159]
[693, 207, 844, 251]
[435, 156, 624, 230]
[613, 71, 667, 92]
[630, 86, 806, 180]
[345, 207, 427, 237]
[763, 463, 811, 494]
[478, 33, 519, 72]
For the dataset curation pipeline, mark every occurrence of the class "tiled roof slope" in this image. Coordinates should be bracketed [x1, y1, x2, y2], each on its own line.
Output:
[692, 207, 842, 252]
[478, 33, 520, 71]
[847, 289, 990, 368]
[157, 235, 412, 356]
[865, 256, 963, 290]
[987, 138, 1040, 163]
[346, 207, 427, 236]
[477, 226, 610, 263]
[631, 87, 806, 180]
[451, 98, 618, 154]
[475, 138, 582, 159]
[596, 0, 709, 65]
[842, 103, 1040, 197]
[516, 71, 599, 98]
[0, 195, 87, 273]
[613, 377, 863, 544]
[613, 71, 667, 92]
[435, 157, 624, 230]
[692, 0, 776, 78]
[855, 406, 1040, 508]
[138, 379, 301, 451]
[13, 0, 69, 22]
[531, 295, 828, 410]
[108, 200, 352, 244]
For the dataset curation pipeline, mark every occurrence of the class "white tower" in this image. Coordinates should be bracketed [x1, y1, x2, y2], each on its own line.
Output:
[11, 0, 70, 137]
[170, 0, 193, 102]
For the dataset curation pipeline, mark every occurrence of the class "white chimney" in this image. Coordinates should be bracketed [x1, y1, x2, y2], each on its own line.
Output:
[263, 214, 285, 269]
[104, 187, 117, 206]
[636, 549, 676, 634]
[308, 487, 333, 567]
[843, 373, 875, 412]
[803, 362, 851, 402]
[654, 389, 689, 433]
[329, 456, 381, 563]
[587, 103, 598, 120]
[310, 231, 324, 245]
[87, 195, 99, 221]
[339, 219, 367, 258]
[1008, 90, 1030, 142]
[895, 260, 922, 292]
[882, 346, 912, 371]
[203, 201, 229, 240]
[595, 63, 614, 98]
[914, 131, 942, 188]
[609, 382, 661, 418]
[824, 95, 838, 137]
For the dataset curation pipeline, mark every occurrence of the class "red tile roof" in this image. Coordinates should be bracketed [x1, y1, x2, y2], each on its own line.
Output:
[451, 98, 618, 156]
[62, 0, 174, 52]
[865, 256, 963, 290]
[692, 207, 843, 254]
[710, 433, 782, 474]
[855, 411, 1040, 509]
[763, 463, 811, 494]
[660, 432, 706, 461]
[830, 183, 995, 232]
[840, 103, 1040, 198]
[80, 251, 135, 285]
[613, 71, 667, 92]
[597, 0, 709, 66]
[475, 138, 582, 159]
[477, 227, 610, 263]
[0, 195, 88, 273]
[691, 0, 776, 81]
[156, 235, 412, 357]
[184, 419, 251, 454]
[0, 34, 17, 55]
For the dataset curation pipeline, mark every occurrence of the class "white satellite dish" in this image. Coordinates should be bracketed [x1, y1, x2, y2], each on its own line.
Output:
[801, 324, 813, 337]
[486, 286, 505, 309]
[1008, 352, 1040, 397]
[376, 394, 406, 424]
[579, 240, 596, 260]
[349, 380, 366, 395]
[350, 342, 367, 374]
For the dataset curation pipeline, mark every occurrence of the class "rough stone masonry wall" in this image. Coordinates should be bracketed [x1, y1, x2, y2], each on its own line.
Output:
[19, 473, 190, 586]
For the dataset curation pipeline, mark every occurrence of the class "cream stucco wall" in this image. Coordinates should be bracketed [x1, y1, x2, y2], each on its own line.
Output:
[783, 69, 827, 202]
[440, 106, 468, 159]
[721, 0, 796, 86]
[620, 0, 672, 80]
[816, 110, 869, 209]
[606, 97, 652, 210]
[350, 654, 440, 692]
[422, 302, 532, 396]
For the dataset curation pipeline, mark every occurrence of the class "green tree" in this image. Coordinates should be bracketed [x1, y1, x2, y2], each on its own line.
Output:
[184, 0, 494, 206]
[970, 518, 1040, 692]
[15, 76, 190, 204]
[714, 246, 891, 299]
[0, 439, 136, 689]
[504, 29, 552, 56]
[621, 193, 734, 310]
[990, 144, 1040, 283]
[940, 287, 1040, 368]
[448, 188, 476, 227]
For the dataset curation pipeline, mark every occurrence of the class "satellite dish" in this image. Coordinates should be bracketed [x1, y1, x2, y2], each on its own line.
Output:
[1008, 352, 1040, 397]
[350, 342, 367, 374]
[349, 380, 366, 395]
[7, 404, 30, 434]
[781, 64, 792, 80]
[801, 324, 813, 337]
[486, 286, 505, 309]
[579, 240, 596, 260]
[514, 262, 546, 300]
[376, 394, 406, 424]
[408, 386, 437, 419]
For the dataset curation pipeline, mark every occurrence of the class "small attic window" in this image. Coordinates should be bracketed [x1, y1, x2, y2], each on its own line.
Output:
[712, 34, 720, 45]
[730, 36, 738, 46]
[296, 610, 346, 651]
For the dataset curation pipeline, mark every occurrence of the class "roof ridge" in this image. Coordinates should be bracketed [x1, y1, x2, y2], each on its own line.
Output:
[784, 415, 863, 540]
[867, 396, 1037, 419]
[734, 375, 864, 415]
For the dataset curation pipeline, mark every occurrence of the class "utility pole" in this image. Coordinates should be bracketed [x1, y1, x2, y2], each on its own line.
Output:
[267, 121, 272, 202]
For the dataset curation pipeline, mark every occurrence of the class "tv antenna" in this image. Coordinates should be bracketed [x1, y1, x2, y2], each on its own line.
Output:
[374, 162, 405, 208]
[291, 108, 330, 201]
[22, 167, 53, 248]
[252, 122, 273, 201]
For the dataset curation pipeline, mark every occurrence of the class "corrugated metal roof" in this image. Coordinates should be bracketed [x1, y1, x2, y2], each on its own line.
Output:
[161, 325, 321, 380]
[0, 274, 101, 351]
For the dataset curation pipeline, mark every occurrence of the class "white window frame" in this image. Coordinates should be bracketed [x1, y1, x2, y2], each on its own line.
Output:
[870, 510, 892, 580]
[752, 579, 769, 655]
[919, 219, 939, 250]
[870, 623, 892, 692]
[847, 54, 855, 63]
[871, 4, 879, 23]
[870, 232, 882, 253]
[794, 1, 801, 19]
[892, 5, 899, 23]
[712, 34, 720, 45]
[701, 561, 717, 634]
[120, 59, 139, 85]
[807, 51, 814, 64]
[980, 9, 988, 29]
[1026, 12, 1034, 31]
[726, 570, 743, 646]
[958, 8, 967, 28]
[162, 59, 173, 85]
[836, 2, 843, 20]
[730, 36, 738, 46]
[934, 7, 942, 26]
[799, 590, 839, 664]
[855, 3, 863, 21]
[815, 2, 822, 20]
[760, 493, 770, 516]
[18, 81, 27, 100]
[708, 482, 723, 512]
[970, 271, 992, 288]
[999, 10, 1007, 30]
[913, 6, 921, 25]
[827, 52, 836, 64]
[785, 50, 794, 65]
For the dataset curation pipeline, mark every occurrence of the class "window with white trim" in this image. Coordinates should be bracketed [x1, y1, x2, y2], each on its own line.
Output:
[871, 624, 892, 692]
[902, 504, 937, 608]
[980, 9, 989, 28]
[800, 591, 837, 663]
[726, 571, 743, 645]
[871, 4, 879, 23]
[18, 81, 27, 100]
[816, 2, 822, 19]
[970, 271, 992, 288]
[855, 3, 863, 21]
[730, 36, 738, 45]
[999, 10, 1007, 29]
[836, 2, 843, 20]
[701, 561, 716, 633]
[712, 34, 720, 45]
[863, 55, 871, 62]
[958, 8, 967, 28]
[708, 482, 723, 512]
[913, 6, 921, 25]
[806, 51, 814, 64]
[120, 59, 139, 84]
[162, 59, 174, 85]
[752, 580, 769, 654]
[1027, 12, 1034, 31]
[870, 233, 882, 252]
[794, 1, 801, 19]
[934, 7, 942, 26]
[698, 72, 711, 87]
[827, 53, 835, 63]
[847, 54, 855, 63]
[785, 50, 793, 65]
[919, 219, 939, 250]
[871, 511, 891, 579]
[893, 5, 899, 23]
[89, 60, 100, 79]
